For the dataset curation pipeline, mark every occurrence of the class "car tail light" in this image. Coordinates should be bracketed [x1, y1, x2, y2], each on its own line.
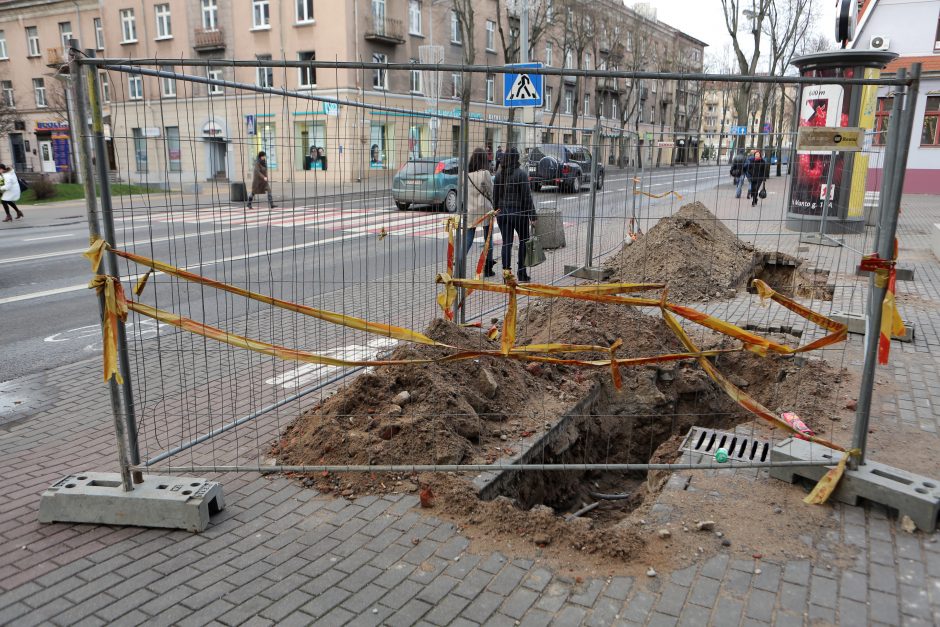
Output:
[435, 161, 445, 174]
[562, 164, 571, 175]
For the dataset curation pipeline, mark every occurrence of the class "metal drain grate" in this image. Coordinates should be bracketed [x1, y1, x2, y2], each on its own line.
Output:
[680, 427, 770, 463]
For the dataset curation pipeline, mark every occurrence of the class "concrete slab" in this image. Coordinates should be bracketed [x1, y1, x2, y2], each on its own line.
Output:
[831, 311, 914, 342]
[856, 266, 915, 281]
[38, 472, 224, 532]
[769, 437, 940, 531]
[563, 265, 612, 281]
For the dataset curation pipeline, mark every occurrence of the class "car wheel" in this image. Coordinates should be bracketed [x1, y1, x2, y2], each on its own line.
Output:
[395, 201, 410, 211]
[444, 189, 458, 213]
[571, 175, 582, 193]
[595, 172, 604, 190]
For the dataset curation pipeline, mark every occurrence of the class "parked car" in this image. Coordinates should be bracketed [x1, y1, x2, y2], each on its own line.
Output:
[392, 157, 460, 212]
[526, 144, 604, 193]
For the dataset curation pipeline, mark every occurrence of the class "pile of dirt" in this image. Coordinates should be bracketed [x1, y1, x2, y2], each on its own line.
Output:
[604, 201, 760, 302]
[273, 319, 588, 492]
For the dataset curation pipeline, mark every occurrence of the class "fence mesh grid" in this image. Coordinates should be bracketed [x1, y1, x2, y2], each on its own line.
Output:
[78, 59, 901, 500]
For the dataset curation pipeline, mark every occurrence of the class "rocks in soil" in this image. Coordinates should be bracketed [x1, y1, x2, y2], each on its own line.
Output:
[657, 528, 672, 539]
[696, 520, 716, 532]
[477, 367, 499, 399]
[646, 567, 657, 577]
[392, 390, 412, 405]
[532, 532, 552, 546]
[901, 515, 917, 534]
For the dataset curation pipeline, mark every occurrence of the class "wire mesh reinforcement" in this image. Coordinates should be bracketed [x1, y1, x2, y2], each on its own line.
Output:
[71, 56, 910, 480]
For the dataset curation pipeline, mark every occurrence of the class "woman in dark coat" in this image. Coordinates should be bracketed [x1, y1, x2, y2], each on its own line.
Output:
[493, 147, 537, 282]
[744, 150, 770, 207]
[248, 151, 274, 209]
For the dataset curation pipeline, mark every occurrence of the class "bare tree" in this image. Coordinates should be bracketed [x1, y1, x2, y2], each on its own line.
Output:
[0, 102, 22, 137]
[720, 0, 772, 126]
[494, 0, 555, 127]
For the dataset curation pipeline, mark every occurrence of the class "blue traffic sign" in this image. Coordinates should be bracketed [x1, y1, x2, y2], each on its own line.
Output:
[731, 125, 748, 135]
[503, 63, 543, 107]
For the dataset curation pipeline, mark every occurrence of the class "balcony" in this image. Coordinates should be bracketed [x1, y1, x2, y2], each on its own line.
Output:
[365, 15, 404, 44]
[193, 28, 225, 52]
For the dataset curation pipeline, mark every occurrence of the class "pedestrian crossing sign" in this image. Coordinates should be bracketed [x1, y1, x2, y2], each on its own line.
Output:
[503, 63, 543, 107]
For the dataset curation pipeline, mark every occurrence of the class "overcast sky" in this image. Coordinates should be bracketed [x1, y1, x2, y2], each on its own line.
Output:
[640, 0, 839, 61]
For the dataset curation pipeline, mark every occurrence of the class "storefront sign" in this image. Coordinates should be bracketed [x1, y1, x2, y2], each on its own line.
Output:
[202, 121, 225, 137]
[36, 121, 69, 132]
[797, 126, 864, 152]
[51, 134, 71, 172]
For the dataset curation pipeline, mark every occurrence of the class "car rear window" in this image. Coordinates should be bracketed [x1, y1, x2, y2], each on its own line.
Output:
[400, 161, 437, 176]
[530, 145, 565, 162]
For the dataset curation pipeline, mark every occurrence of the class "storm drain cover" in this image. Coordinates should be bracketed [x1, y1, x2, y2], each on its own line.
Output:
[680, 427, 770, 463]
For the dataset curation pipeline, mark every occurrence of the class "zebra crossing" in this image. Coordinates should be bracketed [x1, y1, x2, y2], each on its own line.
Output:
[113, 205, 571, 244]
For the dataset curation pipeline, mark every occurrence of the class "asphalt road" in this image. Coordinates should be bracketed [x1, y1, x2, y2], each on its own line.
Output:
[0, 165, 723, 382]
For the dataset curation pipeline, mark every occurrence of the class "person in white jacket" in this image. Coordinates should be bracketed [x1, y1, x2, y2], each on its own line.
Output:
[464, 148, 496, 277]
[0, 163, 23, 221]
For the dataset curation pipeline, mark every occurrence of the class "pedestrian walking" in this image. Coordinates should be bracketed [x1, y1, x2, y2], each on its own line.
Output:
[730, 149, 746, 198]
[494, 145, 504, 172]
[465, 147, 497, 278]
[0, 164, 23, 222]
[247, 151, 274, 209]
[493, 147, 537, 282]
[745, 150, 770, 207]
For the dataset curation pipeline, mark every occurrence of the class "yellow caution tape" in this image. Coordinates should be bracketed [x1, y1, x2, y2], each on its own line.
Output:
[88, 275, 128, 384]
[803, 448, 860, 504]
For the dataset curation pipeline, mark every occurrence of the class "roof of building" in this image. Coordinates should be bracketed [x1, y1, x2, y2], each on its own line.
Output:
[883, 54, 940, 75]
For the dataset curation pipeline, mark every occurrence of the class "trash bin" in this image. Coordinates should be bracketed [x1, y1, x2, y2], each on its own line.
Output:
[230, 182, 247, 203]
[534, 208, 566, 249]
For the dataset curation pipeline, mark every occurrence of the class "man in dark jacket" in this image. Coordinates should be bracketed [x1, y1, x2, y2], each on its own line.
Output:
[493, 147, 537, 282]
[744, 150, 770, 207]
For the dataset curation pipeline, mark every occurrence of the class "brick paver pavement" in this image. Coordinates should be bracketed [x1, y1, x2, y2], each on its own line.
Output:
[2, 182, 939, 625]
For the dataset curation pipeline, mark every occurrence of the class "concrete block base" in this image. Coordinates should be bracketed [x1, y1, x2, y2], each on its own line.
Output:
[564, 265, 612, 281]
[770, 437, 940, 531]
[38, 472, 225, 532]
[857, 266, 915, 281]
[831, 311, 914, 342]
[799, 232, 844, 247]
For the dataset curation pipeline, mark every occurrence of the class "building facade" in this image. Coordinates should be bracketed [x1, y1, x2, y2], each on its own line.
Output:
[0, 0, 705, 190]
[852, 0, 940, 194]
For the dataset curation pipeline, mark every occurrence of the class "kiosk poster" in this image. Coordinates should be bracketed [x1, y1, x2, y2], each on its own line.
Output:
[791, 83, 849, 217]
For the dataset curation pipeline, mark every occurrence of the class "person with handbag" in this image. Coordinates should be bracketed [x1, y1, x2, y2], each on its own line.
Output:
[745, 150, 770, 207]
[493, 147, 537, 282]
[465, 147, 497, 278]
[247, 151, 274, 209]
[0, 163, 23, 221]
[730, 149, 746, 198]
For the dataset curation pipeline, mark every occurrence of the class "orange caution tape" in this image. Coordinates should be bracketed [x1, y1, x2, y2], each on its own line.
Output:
[501, 271, 518, 355]
[88, 275, 128, 384]
[860, 252, 905, 364]
[804, 448, 859, 504]
[83, 238, 107, 273]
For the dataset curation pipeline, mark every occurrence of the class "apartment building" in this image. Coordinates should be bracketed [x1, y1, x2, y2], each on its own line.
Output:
[0, 0, 705, 189]
[0, 0, 99, 175]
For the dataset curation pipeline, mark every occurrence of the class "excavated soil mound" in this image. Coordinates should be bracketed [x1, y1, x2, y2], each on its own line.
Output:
[605, 201, 760, 302]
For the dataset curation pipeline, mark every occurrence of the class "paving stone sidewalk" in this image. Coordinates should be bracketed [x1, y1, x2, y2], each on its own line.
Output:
[2, 190, 940, 626]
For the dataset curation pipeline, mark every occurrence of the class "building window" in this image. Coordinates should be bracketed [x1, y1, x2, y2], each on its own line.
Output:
[252, 0, 271, 29]
[544, 85, 553, 111]
[94, 18, 104, 50]
[451, 73, 462, 99]
[202, 0, 218, 30]
[100, 73, 110, 102]
[120, 9, 137, 43]
[485, 20, 495, 51]
[486, 74, 494, 103]
[935, 13, 940, 50]
[166, 126, 181, 172]
[564, 88, 572, 114]
[564, 50, 573, 70]
[161, 65, 176, 97]
[256, 55, 273, 87]
[545, 42, 552, 66]
[207, 68, 223, 94]
[450, 10, 462, 44]
[409, 0, 421, 35]
[298, 51, 316, 87]
[922, 96, 940, 145]
[410, 64, 422, 93]
[155, 4, 172, 39]
[0, 31, 6, 60]
[25, 26, 40, 57]
[296, 0, 314, 23]
[128, 74, 143, 100]
[584, 94, 590, 116]
[33, 78, 46, 107]
[373, 52, 387, 89]
[873, 96, 892, 146]
[58, 22, 72, 49]
[612, 99, 618, 120]
[132, 128, 147, 172]
[1, 81, 13, 106]
[584, 52, 592, 71]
